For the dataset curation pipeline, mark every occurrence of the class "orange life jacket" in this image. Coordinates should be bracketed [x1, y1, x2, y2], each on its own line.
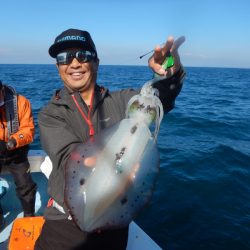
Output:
[0, 85, 34, 149]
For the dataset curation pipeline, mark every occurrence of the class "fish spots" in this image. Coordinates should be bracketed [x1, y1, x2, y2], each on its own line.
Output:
[79, 178, 85, 186]
[134, 196, 139, 203]
[115, 147, 126, 173]
[120, 196, 128, 205]
[130, 125, 137, 134]
[115, 147, 126, 161]
[71, 170, 76, 180]
[138, 103, 145, 110]
[146, 105, 152, 113]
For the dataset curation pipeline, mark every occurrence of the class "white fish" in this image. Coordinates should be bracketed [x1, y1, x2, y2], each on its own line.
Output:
[64, 77, 164, 232]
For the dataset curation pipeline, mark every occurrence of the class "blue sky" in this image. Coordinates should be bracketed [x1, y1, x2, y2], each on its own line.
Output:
[0, 0, 249, 68]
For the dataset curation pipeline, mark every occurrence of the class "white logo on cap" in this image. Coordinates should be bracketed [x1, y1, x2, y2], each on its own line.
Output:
[57, 36, 86, 43]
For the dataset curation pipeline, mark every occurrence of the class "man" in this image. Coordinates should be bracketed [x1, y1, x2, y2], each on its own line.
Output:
[36, 28, 185, 250]
[0, 80, 37, 219]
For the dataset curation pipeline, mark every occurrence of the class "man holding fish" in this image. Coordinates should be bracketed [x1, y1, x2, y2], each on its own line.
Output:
[35, 28, 185, 250]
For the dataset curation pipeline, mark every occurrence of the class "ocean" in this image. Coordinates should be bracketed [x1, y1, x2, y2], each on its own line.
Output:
[0, 65, 249, 250]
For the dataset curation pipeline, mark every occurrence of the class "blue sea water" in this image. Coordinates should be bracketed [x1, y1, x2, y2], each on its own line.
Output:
[0, 64, 249, 250]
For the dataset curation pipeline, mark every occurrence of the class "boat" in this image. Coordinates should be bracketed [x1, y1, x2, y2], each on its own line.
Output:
[0, 150, 162, 250]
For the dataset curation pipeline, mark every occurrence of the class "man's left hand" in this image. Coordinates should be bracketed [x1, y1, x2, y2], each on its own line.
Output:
[148, 36, 185, 77]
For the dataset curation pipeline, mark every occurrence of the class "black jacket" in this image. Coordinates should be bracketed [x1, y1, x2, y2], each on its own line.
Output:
[38, 68, 185, 220]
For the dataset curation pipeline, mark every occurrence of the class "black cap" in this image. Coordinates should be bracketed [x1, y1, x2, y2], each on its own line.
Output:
[49, 29, 97, 58]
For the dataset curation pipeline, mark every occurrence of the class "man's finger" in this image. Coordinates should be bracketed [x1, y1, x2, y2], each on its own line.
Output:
[171, 36, 185, 53]
[162, 36, 174, 56]
[153, 46, 163, 62]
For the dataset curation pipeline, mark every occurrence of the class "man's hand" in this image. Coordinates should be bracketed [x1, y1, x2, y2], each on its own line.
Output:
[148, 36, 185, 77]
[0, 138, 17, 153]
[6, 138, 17, 150]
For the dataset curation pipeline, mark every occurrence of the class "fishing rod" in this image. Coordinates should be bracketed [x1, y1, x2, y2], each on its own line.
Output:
[139, 43, 165, 59]
[139, 48, 155, 59]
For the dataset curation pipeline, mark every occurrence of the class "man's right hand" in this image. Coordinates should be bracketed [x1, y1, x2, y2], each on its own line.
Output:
[148, 36, 185, 77]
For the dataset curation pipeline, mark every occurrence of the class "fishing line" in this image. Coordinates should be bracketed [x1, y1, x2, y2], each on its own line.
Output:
[139, 43, 165, 59]
[139, 49, 155, 59]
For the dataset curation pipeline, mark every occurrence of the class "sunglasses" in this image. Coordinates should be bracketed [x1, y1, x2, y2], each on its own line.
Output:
[56, 50, 96, 65]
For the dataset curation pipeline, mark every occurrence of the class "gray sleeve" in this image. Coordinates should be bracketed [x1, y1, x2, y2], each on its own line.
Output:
[153, 66, 186, 112]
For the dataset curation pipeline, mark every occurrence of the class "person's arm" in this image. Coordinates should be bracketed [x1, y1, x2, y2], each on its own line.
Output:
[153, 66, 185, 112]
[8, 95, 35, 149]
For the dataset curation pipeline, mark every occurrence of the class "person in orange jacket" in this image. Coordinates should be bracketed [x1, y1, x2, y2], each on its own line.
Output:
[0, 80, 37, 219]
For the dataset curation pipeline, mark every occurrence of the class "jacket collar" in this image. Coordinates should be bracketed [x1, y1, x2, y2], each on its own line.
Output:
[50, 84, 109, 111]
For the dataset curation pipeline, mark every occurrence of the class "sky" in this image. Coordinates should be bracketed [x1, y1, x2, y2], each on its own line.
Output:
[0, 0, 249, 68]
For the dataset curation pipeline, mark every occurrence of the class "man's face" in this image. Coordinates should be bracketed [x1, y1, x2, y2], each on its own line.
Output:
[56, 48, 99, 93]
